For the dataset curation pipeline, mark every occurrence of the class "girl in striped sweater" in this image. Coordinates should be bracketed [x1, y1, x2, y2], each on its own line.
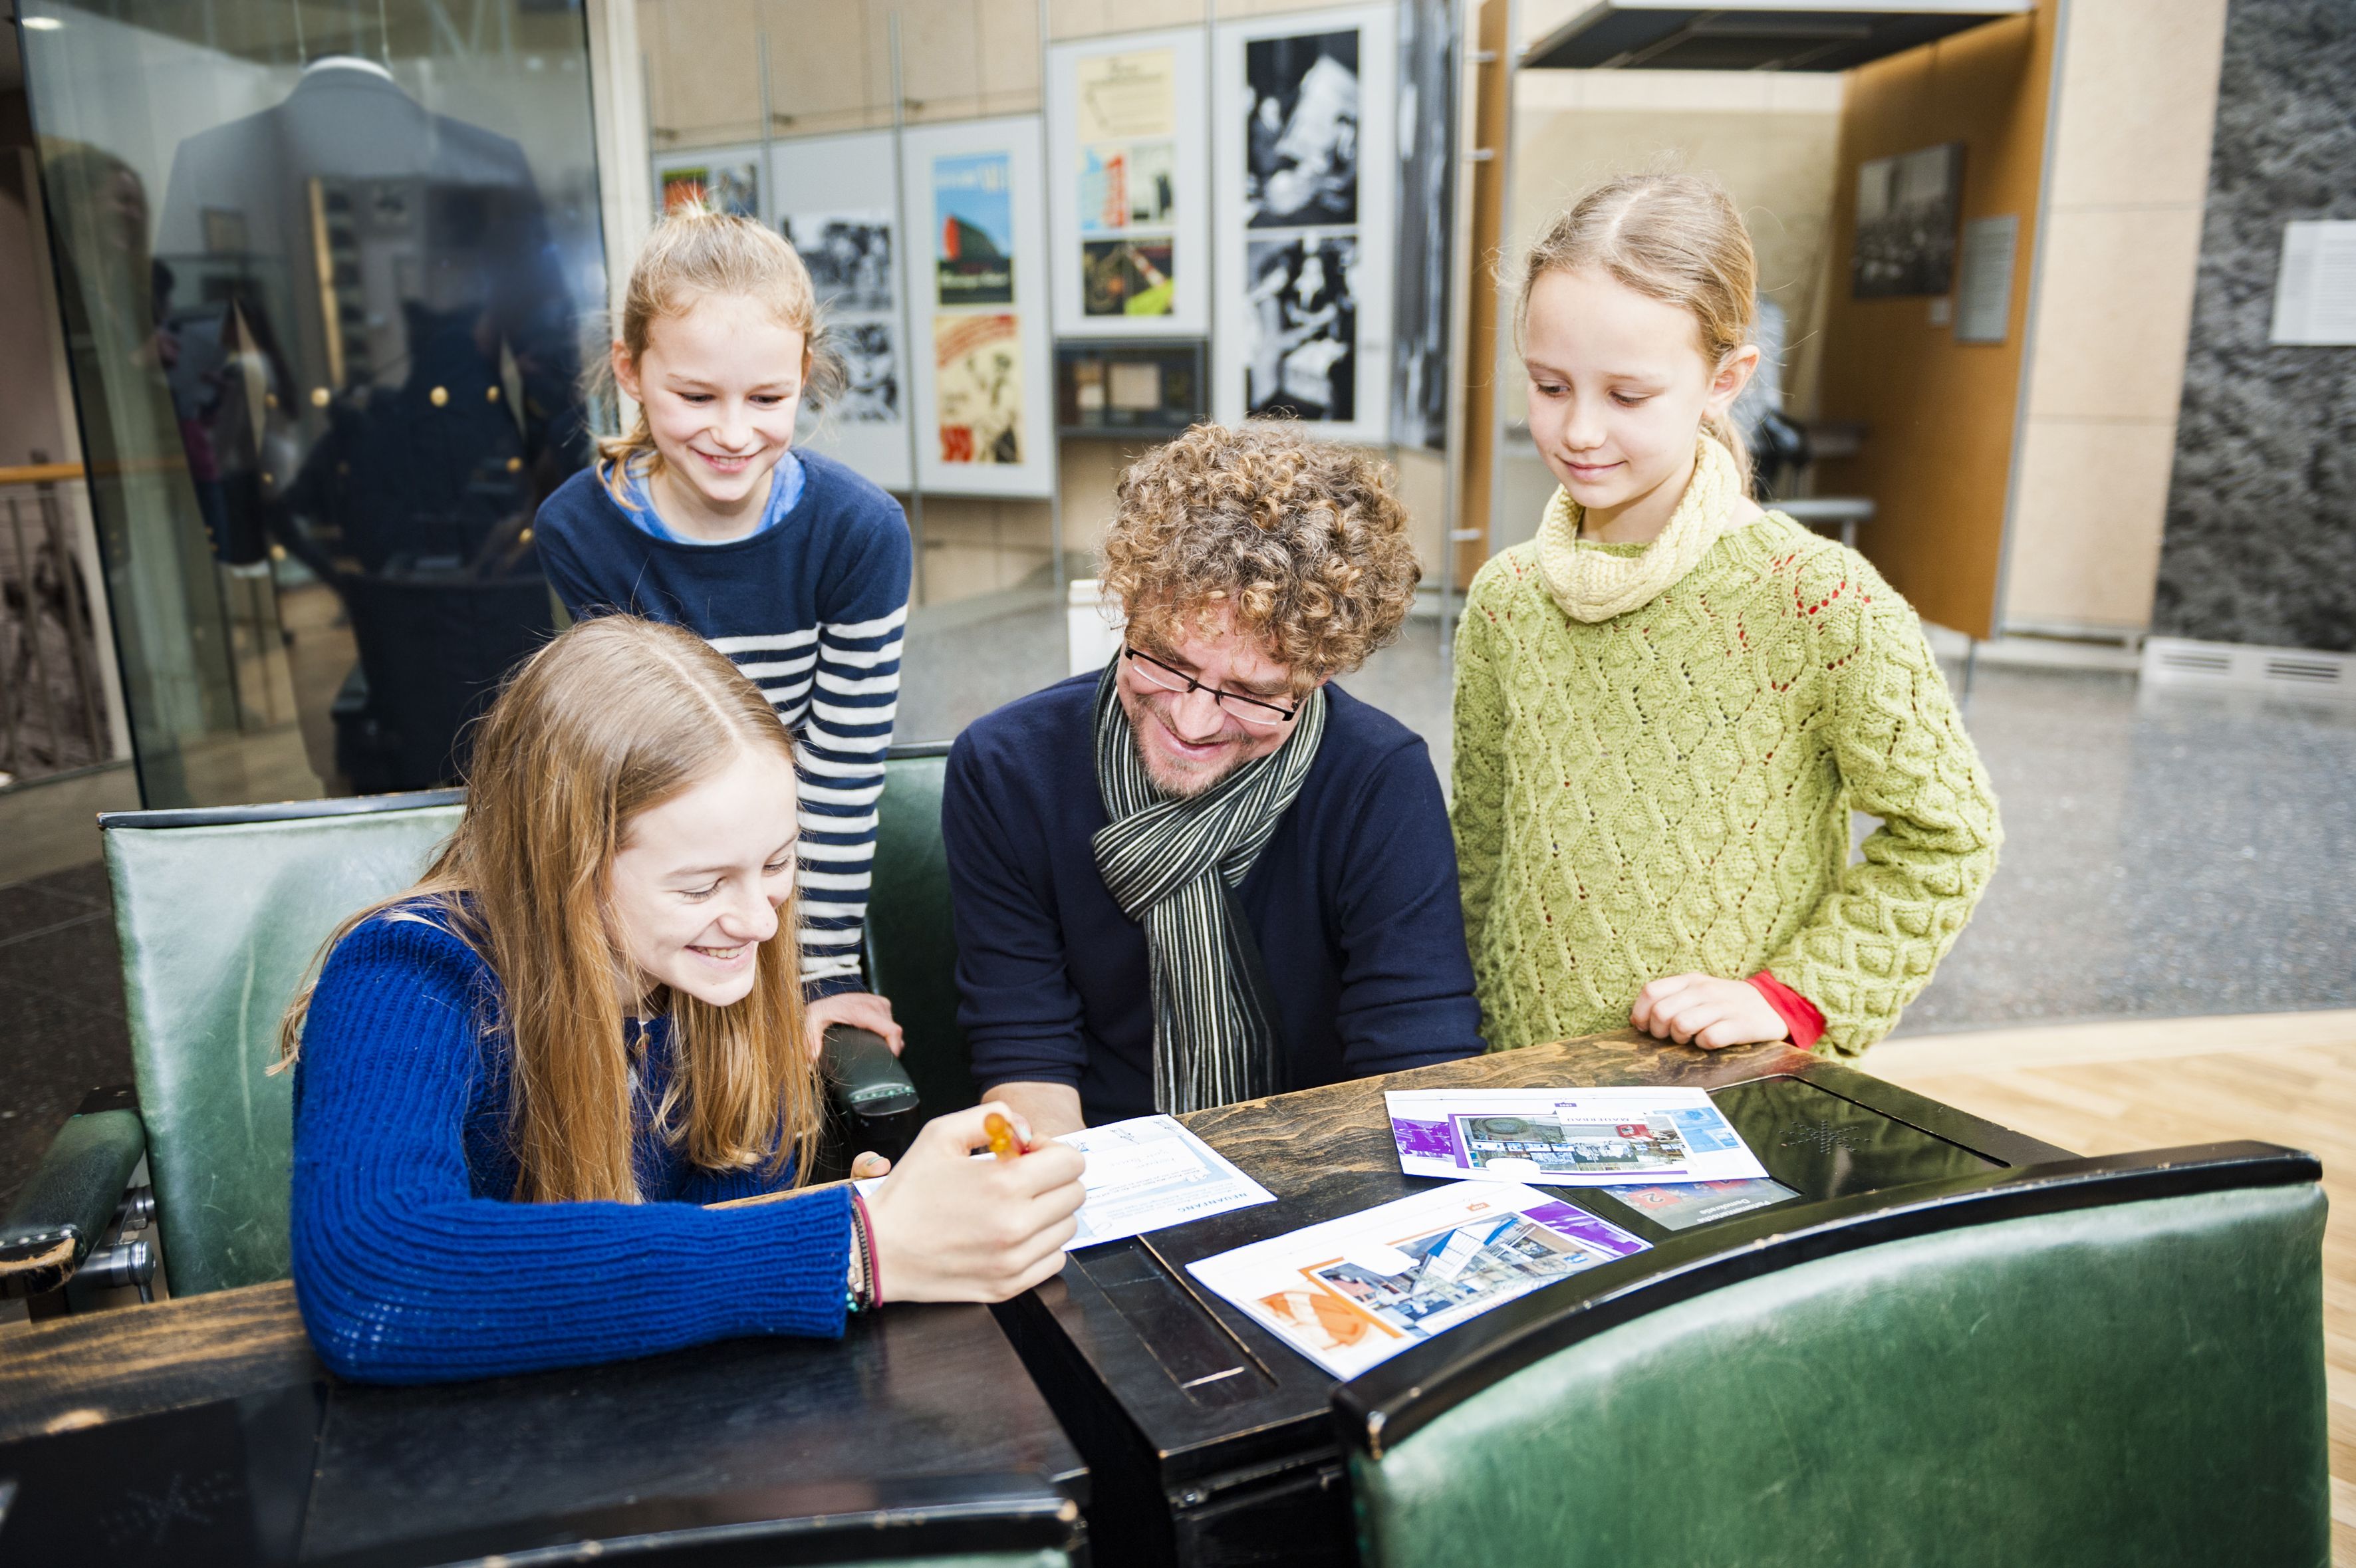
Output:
[537, 207, 911, 1057]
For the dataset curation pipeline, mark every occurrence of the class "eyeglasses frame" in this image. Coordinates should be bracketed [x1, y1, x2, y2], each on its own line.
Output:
[1120, 645, 1301, 728]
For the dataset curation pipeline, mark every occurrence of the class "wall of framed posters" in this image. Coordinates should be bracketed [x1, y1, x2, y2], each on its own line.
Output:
[1045, 28, 1210, 340]
[770, 130, 912, 493]
[1212, 3, 1397, 446]
[898, 115, 1057, 499]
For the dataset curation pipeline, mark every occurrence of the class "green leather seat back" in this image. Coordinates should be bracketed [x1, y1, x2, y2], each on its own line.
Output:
[1353, 1184, 2329, 1568]
[103, 803, 463, 1296]
[866, 747, 976, 1117]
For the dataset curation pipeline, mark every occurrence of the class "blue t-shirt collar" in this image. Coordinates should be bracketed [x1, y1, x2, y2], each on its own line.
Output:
[620, 448, 805, 545]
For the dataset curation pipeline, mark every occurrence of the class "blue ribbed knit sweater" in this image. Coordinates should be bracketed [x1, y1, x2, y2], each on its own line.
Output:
[289, 908, 851, 1384]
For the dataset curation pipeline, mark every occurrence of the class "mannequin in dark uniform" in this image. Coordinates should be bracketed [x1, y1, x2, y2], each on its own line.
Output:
[157, 57, 585, 790]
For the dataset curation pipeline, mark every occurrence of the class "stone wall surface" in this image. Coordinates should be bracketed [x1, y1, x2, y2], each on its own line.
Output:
[2153, 0, 2356, 650]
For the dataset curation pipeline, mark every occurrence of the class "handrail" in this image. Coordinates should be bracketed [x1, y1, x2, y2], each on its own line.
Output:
[0, 462, 85, 487]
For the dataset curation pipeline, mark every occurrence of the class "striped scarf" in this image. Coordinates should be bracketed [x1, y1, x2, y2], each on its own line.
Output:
[1091, 656, 1329, 1113]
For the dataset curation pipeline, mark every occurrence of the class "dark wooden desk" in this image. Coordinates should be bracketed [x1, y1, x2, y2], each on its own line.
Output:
[0, 1278, 1086, 1565]
[994, 1032, 2074, 1567]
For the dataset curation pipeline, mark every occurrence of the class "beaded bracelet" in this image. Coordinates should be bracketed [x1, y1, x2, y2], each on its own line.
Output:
[847, 1190, 880, 1313]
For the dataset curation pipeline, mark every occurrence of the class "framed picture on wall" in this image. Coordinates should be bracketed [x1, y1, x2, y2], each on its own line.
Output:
[771, 130, 910, 492]
[1046, 28, 1210, 339]
[899, 115, 1055, 499]
[655, 145, 763, 221]
[1851, 142, 1965, 299]
[1212, 3, 1396, 445]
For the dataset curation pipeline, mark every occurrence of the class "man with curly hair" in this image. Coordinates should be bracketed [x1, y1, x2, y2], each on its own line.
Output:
[944, 422, 1484, 1135]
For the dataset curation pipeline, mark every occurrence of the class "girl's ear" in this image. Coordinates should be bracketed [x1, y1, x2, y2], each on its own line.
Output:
[610, 338, 642, 403]
[1706, 342, 1762, 416]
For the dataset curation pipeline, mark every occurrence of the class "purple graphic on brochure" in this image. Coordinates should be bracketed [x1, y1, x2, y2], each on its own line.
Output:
[1392, 1117, 1459, 1163]
[1522, 1200, 1648, 1259]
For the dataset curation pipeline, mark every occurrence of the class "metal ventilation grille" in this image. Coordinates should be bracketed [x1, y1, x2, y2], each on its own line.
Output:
[2143, 638, 2355, 701]
[1521, 3, 2033, 74]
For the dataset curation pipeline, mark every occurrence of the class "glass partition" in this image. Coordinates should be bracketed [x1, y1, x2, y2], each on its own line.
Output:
[20, 0, 605, 806]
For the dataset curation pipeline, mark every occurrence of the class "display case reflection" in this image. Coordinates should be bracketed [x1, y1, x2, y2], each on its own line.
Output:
[152, 56, 587, 793]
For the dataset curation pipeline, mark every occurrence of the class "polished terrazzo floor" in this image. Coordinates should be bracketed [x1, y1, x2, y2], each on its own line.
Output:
[3, 596, 2349, 1208]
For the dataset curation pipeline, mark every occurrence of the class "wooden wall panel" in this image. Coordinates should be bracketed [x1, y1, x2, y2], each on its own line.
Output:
[1813, 4, 2056, 640]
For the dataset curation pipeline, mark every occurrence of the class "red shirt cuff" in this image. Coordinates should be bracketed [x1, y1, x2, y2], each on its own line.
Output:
[1748, 972, 1826, 1049]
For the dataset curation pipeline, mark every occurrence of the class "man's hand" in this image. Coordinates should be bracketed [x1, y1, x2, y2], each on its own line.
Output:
[1630, 975, 1789, 1051]
[982, 1081, 1087, 1142]
[804, 990, 904, 1062]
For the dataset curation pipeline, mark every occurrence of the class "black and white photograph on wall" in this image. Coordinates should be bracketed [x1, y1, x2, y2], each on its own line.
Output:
[1244, 30, 1359, 229]
[785, 211, 894, 315]
[833, 321, 900, 424]
[1245, 235, 1355, 421]
[1851, 142, 1964, 298]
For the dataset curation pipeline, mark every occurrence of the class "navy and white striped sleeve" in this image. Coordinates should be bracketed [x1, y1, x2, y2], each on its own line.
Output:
[794, 604, 905, 995]
[710, 610, 901, 998]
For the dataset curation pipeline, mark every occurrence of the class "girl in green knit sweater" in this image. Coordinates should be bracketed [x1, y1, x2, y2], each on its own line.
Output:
[1452, 173, 2000, 1057]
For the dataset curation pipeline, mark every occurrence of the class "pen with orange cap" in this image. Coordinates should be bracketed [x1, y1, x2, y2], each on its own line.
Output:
[983, 1111, 1030, 1160]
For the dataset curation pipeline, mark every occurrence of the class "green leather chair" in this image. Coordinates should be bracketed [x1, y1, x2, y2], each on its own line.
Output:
[866, 743, 978, 1119]
[2, 791, 467, 1301]
[1, 781, 928, 1305]
[1339, 1149, 2330, 1568]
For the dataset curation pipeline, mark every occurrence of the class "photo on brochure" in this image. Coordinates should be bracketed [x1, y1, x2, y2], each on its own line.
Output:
[1189, 1182, 1649, 1378]
[1386, 1088, 1769, 1187]
[1596, 1177, 1802, 1232]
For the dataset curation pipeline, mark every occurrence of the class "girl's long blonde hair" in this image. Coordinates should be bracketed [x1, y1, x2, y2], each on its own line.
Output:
[279, 616, 821, 1205]
[1518, 172, 1760, 491]
[593, 203, 847, 506]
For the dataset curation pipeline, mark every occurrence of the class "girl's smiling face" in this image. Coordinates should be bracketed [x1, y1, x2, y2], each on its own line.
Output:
[1521, 265, 1756, 539]
[612, 293, 807, 539]
[606, 746, 800, 1010]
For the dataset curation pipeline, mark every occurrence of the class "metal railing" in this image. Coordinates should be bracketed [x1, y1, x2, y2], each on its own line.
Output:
[0, 461, 111, 788]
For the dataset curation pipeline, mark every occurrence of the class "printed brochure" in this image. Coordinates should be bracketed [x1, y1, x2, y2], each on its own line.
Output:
[1384, 1087, 1768, 1187]
[1187, 1182, 1649, 1378]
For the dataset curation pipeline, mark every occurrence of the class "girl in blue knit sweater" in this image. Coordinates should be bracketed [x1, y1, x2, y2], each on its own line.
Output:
[280, 616, 1083, 1384]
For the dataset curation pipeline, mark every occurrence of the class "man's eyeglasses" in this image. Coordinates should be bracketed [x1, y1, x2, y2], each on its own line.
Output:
[1122, 646, 1300, 729]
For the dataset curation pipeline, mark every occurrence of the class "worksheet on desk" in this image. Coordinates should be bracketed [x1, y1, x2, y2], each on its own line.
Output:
[1384, 1087, 1768, 1187]
[1187, 1181, 1650, 1378]
[1059, 1115, 1276, 1249]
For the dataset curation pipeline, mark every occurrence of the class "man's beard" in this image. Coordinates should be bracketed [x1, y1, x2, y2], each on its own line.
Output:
[1133, 722, 1244, 800]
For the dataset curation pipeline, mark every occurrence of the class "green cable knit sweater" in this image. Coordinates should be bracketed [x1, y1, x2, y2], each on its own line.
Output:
[1450, 511, 2001, 1057]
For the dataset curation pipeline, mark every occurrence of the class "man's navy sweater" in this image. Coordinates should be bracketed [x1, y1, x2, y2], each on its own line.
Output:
[535, 451, 910, 998]
[944, 674, 1485, 1123]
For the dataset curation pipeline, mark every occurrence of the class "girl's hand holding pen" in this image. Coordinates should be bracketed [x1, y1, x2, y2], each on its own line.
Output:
[861, 1102, 1086, 1303]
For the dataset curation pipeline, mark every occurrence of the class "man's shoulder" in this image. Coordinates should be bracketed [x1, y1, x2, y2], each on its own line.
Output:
[1315, 683, 1428, 775]
[951, 674, 1099, 779]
